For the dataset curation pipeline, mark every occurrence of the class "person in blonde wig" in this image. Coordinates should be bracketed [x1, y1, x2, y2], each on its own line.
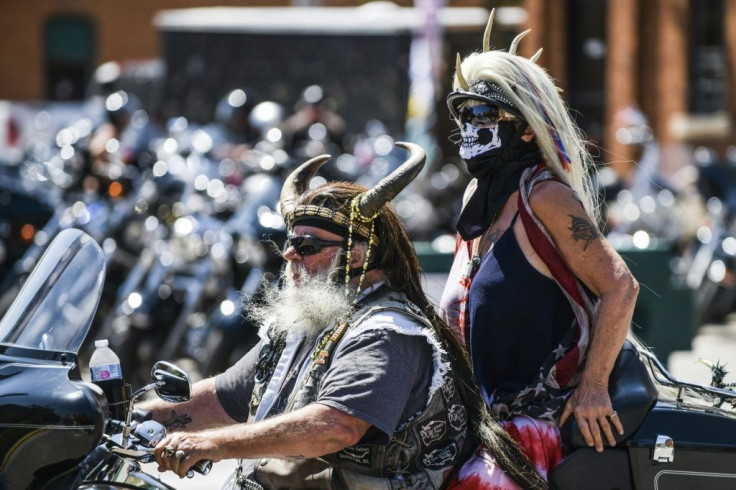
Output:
[440, 10, 639, 487]
[449, 49, 600, 226]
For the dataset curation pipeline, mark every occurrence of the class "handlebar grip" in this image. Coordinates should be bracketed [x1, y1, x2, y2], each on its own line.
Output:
[186, 459, 213, 478]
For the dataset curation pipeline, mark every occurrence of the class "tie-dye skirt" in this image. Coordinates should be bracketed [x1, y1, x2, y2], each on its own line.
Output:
[446, 415, 565, 489]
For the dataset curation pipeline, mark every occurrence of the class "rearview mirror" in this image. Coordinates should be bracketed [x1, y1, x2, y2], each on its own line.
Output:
[151, 360, 191, 403]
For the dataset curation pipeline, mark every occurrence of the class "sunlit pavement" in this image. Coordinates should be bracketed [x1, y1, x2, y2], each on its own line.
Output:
[143, 459, 237, 489]
[669, 315, 736, 385]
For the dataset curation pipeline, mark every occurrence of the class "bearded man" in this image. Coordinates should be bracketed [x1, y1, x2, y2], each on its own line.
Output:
[146, 143, 544, 489]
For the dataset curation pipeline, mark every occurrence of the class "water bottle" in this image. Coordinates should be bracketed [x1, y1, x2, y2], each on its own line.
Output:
[90, 339, 130, 420]
[89, 339, 122, 382]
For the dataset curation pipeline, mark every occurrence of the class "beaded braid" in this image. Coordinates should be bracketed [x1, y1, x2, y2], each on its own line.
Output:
[345, 194, 379, 301]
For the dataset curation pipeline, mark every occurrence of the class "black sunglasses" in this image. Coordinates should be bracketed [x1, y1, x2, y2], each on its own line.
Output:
[459, 104, 501, 128]
[286, 235, 344, 256]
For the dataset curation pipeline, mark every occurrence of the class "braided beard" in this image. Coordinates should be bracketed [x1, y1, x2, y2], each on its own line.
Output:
[247, 253, 353, 338]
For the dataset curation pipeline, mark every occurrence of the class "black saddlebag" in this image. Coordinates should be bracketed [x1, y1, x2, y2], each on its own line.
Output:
[626, 402, 736, 490]
[549, 447, 631, 490]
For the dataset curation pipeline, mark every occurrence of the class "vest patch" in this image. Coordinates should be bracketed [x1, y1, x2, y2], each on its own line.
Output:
[422, 442, 458, 469]
[336, 445, 372, 466]
[441, 378, 456, 402]
[419, 419, 447, 446]
[448, 404, 467, 432]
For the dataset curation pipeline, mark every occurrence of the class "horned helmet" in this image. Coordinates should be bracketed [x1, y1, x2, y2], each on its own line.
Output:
[279, 142, 425, 299]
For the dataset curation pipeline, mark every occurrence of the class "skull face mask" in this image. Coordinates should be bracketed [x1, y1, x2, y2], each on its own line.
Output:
[459, 120, 526, 177]
[459, 122, 502, 160]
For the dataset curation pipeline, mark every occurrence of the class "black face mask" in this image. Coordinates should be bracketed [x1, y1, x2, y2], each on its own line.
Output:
[455, 121, 542, 241]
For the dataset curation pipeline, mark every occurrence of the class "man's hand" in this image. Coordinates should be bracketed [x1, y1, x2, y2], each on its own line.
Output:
[559, 379, 624, 452]
[155, 432, 224, 479]
[152, 403, 371, 478]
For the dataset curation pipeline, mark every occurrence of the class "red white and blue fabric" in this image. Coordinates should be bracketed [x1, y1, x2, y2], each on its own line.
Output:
[446, 416, 564, 489]
[440, 165, 600, 487]
[487, 164, 600, 421]
[441, 165, 599, 421]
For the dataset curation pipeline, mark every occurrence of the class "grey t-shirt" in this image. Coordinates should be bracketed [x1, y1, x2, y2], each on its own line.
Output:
[215, 313, 434, 443]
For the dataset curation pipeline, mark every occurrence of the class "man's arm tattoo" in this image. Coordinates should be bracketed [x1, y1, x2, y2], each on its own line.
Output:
[163, 410, 193, 431]
[568, 214, 600, 251]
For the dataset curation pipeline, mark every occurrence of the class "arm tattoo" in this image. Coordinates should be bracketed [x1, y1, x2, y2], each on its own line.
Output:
[487, 229, 502, 245]
[568, 215, 600, 251]
[163, 410, 193, 431]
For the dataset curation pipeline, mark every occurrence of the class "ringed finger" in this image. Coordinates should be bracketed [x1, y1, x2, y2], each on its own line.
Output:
[609, 412, 625, 435]
[599, 417, 617, 448]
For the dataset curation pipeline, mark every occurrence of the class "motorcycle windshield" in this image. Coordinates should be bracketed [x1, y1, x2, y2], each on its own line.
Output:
[0, 229, 105, 355]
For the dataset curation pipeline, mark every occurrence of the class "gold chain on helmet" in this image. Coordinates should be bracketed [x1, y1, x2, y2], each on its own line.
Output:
[345, 194, 379, 302]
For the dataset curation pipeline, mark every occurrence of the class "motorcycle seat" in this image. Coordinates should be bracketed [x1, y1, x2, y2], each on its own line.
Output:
[559, 339, 658, 448]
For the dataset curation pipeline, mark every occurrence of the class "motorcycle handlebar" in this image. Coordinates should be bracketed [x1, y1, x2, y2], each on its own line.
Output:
[110, 446, 212, 478]
[187, 459, 213, 478]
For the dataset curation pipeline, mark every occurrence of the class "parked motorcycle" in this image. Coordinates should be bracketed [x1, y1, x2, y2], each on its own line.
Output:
[0, 228, 210, 489]
[675, 150, 736, 325]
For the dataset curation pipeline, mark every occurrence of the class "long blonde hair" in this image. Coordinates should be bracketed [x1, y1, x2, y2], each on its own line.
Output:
[454, 50, 601, 224]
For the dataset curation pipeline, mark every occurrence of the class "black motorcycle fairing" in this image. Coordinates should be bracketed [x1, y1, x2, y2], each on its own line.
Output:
[0, 362, 107, 490]
[0, 229, 108, 489]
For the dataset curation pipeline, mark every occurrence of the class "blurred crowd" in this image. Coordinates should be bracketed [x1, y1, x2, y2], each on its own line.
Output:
[1, 71, 735, 382]
[0, 74, 470, 384]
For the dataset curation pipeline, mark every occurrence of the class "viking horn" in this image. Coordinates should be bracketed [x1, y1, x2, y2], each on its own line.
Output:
[357, 142, 426, 218]
[530, 47, 543, 63]
[509, 29, 532, 55]
[482, 8, 495, 52]
[455, 53, 469, 91]
[279, 154, 332, 216]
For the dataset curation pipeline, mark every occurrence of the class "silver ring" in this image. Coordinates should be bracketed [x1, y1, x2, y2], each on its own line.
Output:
[163, 445, 175, 458]
[608, 410, 619, 419]
[175, 450, 188, 462]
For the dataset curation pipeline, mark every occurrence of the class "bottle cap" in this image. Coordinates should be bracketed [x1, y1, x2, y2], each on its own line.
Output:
[95, 339, 110, 348]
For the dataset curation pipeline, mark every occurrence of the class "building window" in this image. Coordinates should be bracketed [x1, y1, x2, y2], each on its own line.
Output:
[566, 0, 607, 152]
[688, 0, 727, 114]
[44, 16, 95, 100]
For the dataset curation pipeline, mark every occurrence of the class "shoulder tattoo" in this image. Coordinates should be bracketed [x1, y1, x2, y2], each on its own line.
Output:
[568, 215, 600, 251]
[163, 410, 192, 431]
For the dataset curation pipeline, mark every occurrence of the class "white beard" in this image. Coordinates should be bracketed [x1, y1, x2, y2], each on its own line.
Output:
[246, 253, 354, 338]
[459, 122, 502, 159]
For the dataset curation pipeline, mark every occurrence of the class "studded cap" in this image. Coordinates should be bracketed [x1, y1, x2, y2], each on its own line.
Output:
[447, 79, 524, 121]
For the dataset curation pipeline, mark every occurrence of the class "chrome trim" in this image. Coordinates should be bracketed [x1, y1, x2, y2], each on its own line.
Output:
[652, 435, 674, 463]
[654, 469, 736, 489]
[0, 423, 96, 430]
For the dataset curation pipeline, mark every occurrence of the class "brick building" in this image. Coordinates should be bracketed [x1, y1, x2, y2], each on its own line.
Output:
[1, 0, 734, 163]
[524, 0, 735, 174]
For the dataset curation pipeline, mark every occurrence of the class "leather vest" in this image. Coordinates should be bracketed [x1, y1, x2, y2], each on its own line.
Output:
[245, 286, 471, 489]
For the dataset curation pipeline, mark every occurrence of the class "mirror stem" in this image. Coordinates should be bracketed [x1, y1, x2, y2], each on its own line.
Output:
[122, 382, 158, 446]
